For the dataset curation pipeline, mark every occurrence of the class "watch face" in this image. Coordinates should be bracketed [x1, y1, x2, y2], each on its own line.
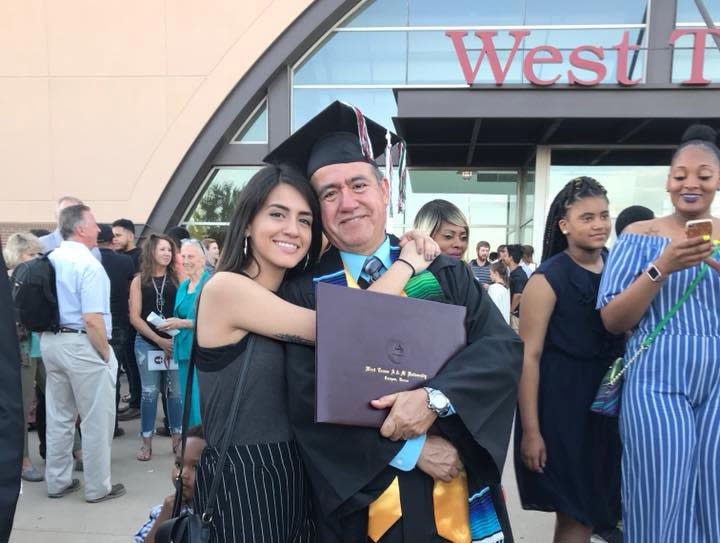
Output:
[647, 266, 660, 280]
[431, 393, 449, 410]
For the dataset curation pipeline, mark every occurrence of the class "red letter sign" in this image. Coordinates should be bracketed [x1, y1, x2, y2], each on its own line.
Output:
[523, 45, 563, 86]
[446, 30, 528, 85]
[670, 28, 720, 85]
[611, 31, 641, 86]
[568, 45, 606, 86]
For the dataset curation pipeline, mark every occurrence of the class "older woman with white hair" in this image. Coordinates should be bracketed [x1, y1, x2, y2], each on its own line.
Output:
[4, 232, 45, 482]
[157, 238, 209, 427]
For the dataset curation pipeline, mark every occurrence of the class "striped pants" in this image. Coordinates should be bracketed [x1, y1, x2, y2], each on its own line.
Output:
[620, 335, 720, 543]
[195, 441, 316, 543]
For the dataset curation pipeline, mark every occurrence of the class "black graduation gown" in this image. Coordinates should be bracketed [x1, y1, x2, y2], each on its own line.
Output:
[0, 248, 24, 541]
[281, 238, 523, 542]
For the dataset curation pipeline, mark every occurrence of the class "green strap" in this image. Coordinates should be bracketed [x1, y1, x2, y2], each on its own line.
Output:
[641, 245, 720, 348]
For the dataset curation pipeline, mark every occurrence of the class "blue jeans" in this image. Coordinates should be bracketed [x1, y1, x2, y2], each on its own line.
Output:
[135, 336, 182, 437]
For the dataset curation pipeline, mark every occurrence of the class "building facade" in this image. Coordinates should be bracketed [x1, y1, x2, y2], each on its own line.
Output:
[2, 0, 720, 254]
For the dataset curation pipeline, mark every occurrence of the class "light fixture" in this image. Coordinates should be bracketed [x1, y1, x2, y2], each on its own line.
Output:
[459, 170, 473, 180]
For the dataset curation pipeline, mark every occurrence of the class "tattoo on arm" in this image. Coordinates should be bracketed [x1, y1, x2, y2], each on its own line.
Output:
[274, 333, 315, 346]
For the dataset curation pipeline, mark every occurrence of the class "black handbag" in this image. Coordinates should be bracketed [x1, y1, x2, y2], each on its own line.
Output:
[155, 309, 256, 543]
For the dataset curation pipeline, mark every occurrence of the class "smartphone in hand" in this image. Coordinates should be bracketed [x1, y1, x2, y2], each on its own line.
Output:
[686, 219, 713, 239]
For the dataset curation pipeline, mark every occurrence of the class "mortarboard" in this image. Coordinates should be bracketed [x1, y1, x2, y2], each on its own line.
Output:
[263, 101, 400, 178]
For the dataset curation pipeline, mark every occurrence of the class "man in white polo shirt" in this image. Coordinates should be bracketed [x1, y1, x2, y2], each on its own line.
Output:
[41, 204, 125, 503]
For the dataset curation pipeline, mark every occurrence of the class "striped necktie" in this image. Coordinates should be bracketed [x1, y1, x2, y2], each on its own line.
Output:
[362, 256, 385, 284]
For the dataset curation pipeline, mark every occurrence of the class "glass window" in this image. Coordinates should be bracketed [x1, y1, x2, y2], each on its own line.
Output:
[673, 47, 720, 83]
[408, 31, 525, 84]
[293, 88, 398, 132]
[182, 167, 259, 242]
[677, 0, 720, 24]
[390, 169, 520, 256]
[408, 0, 526, 26]
[233, 101, 268, 143]
[523, 0, 647, 25]
[344, 0, 408, 27]
[294, 31, 407, 85]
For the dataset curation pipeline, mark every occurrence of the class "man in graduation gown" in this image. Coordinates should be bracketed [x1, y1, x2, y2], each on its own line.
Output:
[0, 244, 24, 541]
[267, 101, 523, 543]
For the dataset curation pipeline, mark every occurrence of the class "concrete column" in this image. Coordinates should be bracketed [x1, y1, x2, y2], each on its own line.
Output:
[646, 0, 678, 85]
[532, 145, 551, 260]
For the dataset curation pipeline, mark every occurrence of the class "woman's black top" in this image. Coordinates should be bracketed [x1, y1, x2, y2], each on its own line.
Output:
[138, 275, 177, 348]
[195, 334, 293, 448]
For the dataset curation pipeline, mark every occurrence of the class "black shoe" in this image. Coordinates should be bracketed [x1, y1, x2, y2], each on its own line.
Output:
[155, 426, 171, 437]
[114, 427, 125, 438]
[48, 478, 80, 498]
[117, 407, 140, 421]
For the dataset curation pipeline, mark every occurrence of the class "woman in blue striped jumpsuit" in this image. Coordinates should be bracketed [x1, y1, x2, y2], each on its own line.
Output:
[597, 124, 720, 543]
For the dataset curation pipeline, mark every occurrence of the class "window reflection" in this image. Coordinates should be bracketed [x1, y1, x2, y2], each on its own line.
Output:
[233, 102, 268, 143]
[295, 31, 407, 85]
[182, 167, 258, 228]
[293, 88, 398, 131]
[342, 0, 649, 27]
[672, 48, 720, 83]
[676, 0, 720, 23]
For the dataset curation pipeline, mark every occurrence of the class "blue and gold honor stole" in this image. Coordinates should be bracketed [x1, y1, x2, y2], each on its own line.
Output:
[312, 241, 482, 542]
[312, 241, 446, 302]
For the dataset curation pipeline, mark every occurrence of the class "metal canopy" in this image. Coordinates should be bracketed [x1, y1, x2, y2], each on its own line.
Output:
[392, 87, 720, 167]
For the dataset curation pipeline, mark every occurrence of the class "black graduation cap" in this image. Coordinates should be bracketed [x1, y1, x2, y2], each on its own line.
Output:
[263, 100, 400, 178]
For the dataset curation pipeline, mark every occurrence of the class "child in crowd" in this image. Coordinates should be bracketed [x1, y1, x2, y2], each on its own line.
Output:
[135, 425, 206, 543]
[488, 261, 511, 324]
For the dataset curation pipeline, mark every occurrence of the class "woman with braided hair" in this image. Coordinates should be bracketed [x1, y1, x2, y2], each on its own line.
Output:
[598, 125, 720, 543]
[515, 177, 625, 543]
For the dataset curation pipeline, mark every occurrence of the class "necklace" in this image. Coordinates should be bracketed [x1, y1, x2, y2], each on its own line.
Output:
[152, 274, 167, 316]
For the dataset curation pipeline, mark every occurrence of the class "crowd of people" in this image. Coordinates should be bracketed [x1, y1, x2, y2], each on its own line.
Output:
[2, 101, 719, 543]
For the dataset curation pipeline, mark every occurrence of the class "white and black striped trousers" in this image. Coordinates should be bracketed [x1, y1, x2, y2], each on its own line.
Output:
[195, 441, 316, 543]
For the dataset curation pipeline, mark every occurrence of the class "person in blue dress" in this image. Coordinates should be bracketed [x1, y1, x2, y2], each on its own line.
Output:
[158, 239, 209, 428]
[598, 124, 720, 543]
[515, 176, 624, 543]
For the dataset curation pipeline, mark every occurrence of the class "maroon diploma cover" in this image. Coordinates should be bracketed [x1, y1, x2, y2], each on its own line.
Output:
[315, 281, 467, 427]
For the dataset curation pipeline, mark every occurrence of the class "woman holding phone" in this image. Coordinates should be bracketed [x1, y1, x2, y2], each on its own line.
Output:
[597, 124, 720, 543]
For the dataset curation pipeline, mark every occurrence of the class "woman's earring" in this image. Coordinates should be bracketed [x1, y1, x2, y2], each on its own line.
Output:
[303, 253, 310, 270]
[562, 231, 569, 235]
[243, 237, 248, 257]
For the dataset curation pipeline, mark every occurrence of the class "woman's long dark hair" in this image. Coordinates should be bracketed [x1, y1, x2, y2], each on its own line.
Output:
[542, 176, 608, 261]
[139, 233, 179, 287]
[216, 164, 323, 278]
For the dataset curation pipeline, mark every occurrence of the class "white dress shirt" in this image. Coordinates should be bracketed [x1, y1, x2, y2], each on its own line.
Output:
[49, 241, 112, 337]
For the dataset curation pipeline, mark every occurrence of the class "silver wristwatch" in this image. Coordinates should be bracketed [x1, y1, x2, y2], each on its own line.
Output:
[424, 387, 451, 417]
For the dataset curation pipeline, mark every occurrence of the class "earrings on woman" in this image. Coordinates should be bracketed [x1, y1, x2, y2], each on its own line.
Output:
[243, 236, 248, 257]
[303, 253, 310, 270]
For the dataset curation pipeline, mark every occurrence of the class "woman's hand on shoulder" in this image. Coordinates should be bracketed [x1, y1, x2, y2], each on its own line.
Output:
[398, 230, 441, 262]
[398, 238, 437, 275]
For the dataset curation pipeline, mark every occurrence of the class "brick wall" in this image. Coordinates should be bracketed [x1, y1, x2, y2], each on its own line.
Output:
[1, 222, 56, 247]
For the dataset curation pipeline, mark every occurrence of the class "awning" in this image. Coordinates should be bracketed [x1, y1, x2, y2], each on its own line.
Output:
[392, 87, 720, 167]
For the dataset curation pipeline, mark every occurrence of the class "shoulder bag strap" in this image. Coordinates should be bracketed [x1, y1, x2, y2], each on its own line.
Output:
[170, 287, 204, 518]
[201, 333, 256, 525]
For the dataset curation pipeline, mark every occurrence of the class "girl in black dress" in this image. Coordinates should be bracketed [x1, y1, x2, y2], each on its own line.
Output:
[515, 177, 624, 543]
